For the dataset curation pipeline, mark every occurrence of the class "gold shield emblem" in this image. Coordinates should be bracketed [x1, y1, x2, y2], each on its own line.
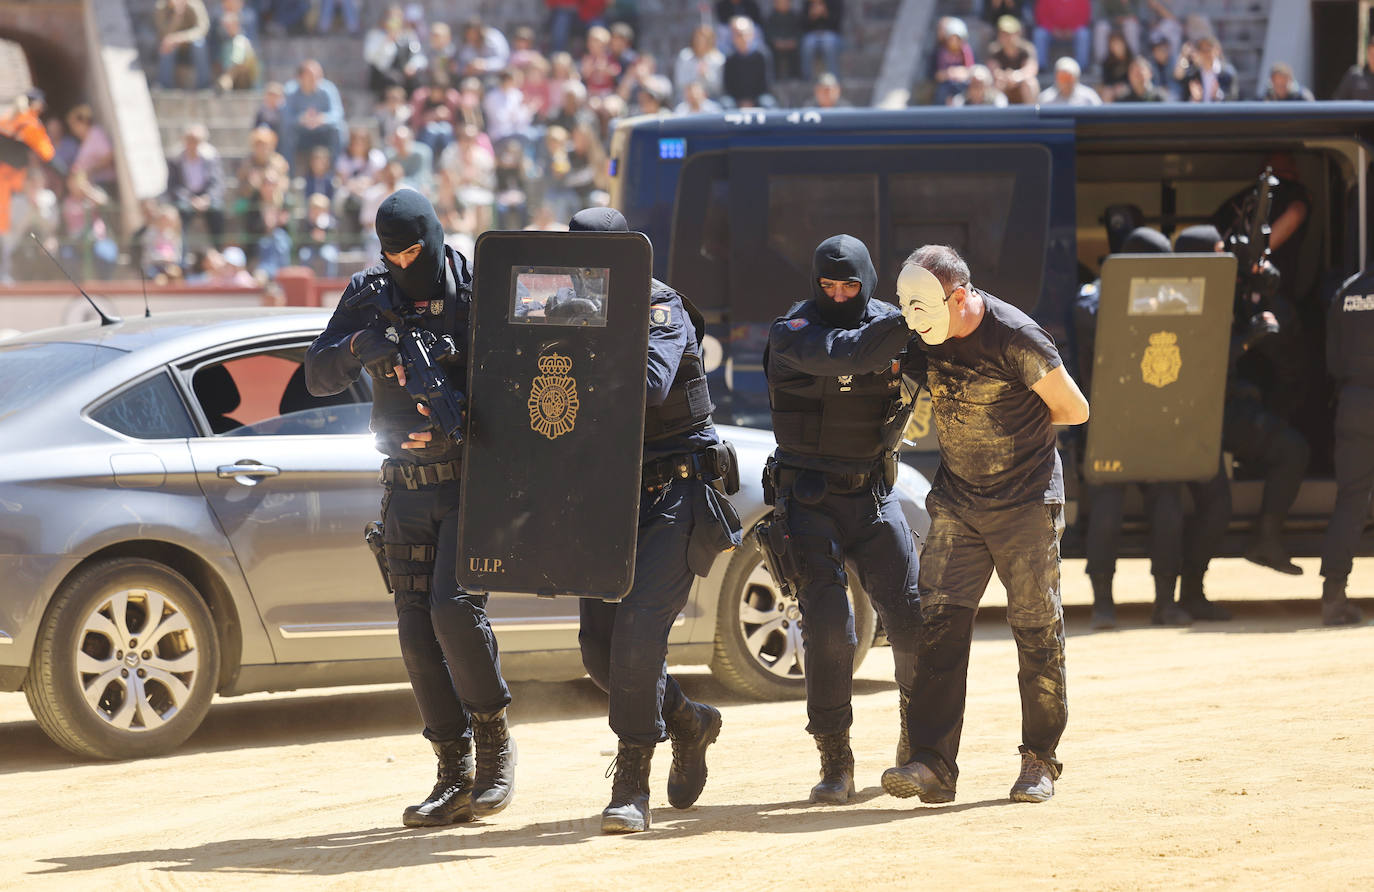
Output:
[1141, 331, 1182, 389]
[528, 354, 580, 440]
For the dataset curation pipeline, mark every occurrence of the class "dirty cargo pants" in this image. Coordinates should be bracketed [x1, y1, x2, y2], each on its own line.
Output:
[907, 491, 1068, 785]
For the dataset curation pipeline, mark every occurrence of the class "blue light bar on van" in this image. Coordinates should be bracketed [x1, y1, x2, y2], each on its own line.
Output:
[658, 137, 687, 160]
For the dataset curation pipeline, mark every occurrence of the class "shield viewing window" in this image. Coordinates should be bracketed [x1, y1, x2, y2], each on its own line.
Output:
[1128, 277, 1205, 316]
[510, 266, 610, 327]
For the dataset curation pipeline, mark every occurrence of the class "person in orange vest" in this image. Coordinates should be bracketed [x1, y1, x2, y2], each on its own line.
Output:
[0, 89, 56, 282]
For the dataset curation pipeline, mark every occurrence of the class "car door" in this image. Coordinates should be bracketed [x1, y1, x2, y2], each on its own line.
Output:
[182, 338, 395, 664]
[181, 335, 586, 665]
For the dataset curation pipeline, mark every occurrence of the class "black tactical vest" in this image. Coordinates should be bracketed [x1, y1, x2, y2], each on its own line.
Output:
[768, 306, 903, 462]
[351, 251, 468, 458]
[644, 282, 715, 443]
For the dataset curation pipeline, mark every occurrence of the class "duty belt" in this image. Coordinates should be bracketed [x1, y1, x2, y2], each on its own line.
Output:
[641, 451, 711, 491]
[380, 458, 461, 489]
[774, 464, 874, 495]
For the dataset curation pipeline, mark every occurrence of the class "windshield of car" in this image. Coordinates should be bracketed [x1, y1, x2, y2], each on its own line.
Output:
[0, 341, 125, 420]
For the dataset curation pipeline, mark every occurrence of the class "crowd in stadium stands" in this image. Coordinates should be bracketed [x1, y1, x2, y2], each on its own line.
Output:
[926, 5, 1316, 108]
[1, 0, 1368, 285]
[129, 0, 857, 284]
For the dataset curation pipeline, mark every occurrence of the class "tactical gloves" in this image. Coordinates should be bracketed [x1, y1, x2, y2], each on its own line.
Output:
[351, 329, 400, 380]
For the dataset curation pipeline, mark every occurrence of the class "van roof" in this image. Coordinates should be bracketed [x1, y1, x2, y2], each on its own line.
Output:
[631, 102, 1374, 144]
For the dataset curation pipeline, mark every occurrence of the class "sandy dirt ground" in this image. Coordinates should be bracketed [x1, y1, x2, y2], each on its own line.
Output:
[2, 557, 1372, 891]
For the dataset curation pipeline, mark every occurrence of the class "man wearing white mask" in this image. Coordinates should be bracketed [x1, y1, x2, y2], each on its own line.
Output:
[882, 245, 1088, 806]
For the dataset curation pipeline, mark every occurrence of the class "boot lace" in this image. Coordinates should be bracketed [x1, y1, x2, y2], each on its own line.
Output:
[605, 747, 650, 799]
[473, 716, 510, 787]
[1016, 754, 1050, 789]
[816, 735, 852, 775]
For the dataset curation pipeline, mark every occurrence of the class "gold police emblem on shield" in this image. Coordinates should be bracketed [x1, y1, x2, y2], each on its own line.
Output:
[1141, 331, 1182, 389]
[528, 353, 580, 440]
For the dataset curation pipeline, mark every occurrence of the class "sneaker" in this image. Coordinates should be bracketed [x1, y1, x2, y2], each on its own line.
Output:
[1090, 604, 1116, 630]
[1009, 750, 1055, 803]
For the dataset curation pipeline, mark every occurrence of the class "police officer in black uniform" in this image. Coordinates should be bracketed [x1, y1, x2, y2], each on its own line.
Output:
[1072, 227, 1232, 628]
[1318, 268, 1374, 626]
[764, 234, 924, 804]
[568, 207, 742, 834]
[1176, 224, 1309, 575]
[305, 190, 515, 827]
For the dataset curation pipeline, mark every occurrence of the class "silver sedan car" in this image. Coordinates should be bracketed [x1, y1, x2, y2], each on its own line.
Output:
[0, 309, 931, 759]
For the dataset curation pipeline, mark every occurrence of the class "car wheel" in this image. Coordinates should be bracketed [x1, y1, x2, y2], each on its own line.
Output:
[709, 543, 875, 701]
[24, 558, 220, 760]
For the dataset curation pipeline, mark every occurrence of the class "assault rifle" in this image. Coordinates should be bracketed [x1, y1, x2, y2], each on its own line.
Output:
[1228, 167, 1278, 277]
[391, 323, 468, 445]
[352, 275, 468, 444]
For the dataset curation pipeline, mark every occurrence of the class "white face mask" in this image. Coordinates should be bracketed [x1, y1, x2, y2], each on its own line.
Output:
[897, 264, 952, 345]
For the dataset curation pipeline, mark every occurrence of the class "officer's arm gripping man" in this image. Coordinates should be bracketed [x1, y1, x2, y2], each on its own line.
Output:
[768, 311, 911, 378]
[646, 292, 689, 407]
[305, 277, 371, 397]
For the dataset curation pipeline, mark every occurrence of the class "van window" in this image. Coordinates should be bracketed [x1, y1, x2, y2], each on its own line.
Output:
[673, 144, 1052, 327]
[669, 153, 730, 312]
[889, 172, 1018, 282]
[767, 173, 879, 281]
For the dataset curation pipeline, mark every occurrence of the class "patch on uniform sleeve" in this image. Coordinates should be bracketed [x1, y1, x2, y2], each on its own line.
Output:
[650, 304, 671, 326]
[786, 318, 809, 330]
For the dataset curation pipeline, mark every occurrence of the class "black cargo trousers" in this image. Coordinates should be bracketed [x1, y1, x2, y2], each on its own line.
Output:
[1321, 384, 1374, 581]
[381, 459, 511, 743]
[907, 490, 1068, 787]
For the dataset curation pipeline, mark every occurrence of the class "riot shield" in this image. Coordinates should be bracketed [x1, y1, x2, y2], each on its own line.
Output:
[457, 230, 652, 600]
[1083, 253, 1237, 484]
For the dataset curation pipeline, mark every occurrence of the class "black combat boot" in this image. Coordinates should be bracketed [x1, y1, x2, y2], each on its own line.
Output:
[1179, 573, 1232, 621]
[895, 688, 911, 767]
[602, 741, 655, 833]
[402, 739, 475, 827]
[1089, 572, 1116, 630]
[881, 756, 956, 804]
[470, 708, 517, 817]
[1321, 576, 1365, 627]
[1150, 574, 1192, 627]
[664, 699, 722, 809]
[1245, 515, 1302, 575]
[809, 731, 855, 804]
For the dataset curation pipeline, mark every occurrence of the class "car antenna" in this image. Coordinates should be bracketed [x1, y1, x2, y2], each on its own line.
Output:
[139, 260, 152, 318]
[30, 232, 121, 326]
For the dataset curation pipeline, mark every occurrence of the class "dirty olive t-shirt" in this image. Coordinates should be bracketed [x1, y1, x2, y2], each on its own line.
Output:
[922, 292, 1064, 508]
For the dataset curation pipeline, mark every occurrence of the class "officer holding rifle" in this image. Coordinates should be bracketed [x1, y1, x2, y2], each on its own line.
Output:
[305, 189, 515, 828]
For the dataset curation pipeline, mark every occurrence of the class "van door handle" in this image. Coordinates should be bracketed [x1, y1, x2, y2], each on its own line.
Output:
[217, 462, 281, 479]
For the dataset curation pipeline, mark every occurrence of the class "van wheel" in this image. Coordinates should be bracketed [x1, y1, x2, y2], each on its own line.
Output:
[709, 545, 875, 701]
[24, 558, 220, 760]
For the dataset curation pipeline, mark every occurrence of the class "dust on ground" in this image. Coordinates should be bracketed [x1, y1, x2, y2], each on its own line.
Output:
[1, 557, 1371, 891]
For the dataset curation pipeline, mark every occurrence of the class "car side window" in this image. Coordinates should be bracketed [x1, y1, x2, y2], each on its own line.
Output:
[191, 348, 372, 437]
[89, 371, 197, 439]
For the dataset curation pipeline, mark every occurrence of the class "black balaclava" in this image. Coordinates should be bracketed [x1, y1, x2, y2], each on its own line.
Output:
[812, 234, 876, 329]
[1175, 224, 1224, 254]
[569, 206, 629, 232]
[376, 188, 445, 302]
[1121, 226, 1172, 255]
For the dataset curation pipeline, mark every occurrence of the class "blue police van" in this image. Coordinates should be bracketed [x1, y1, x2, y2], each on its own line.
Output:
[606, 103, 1374, 555]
